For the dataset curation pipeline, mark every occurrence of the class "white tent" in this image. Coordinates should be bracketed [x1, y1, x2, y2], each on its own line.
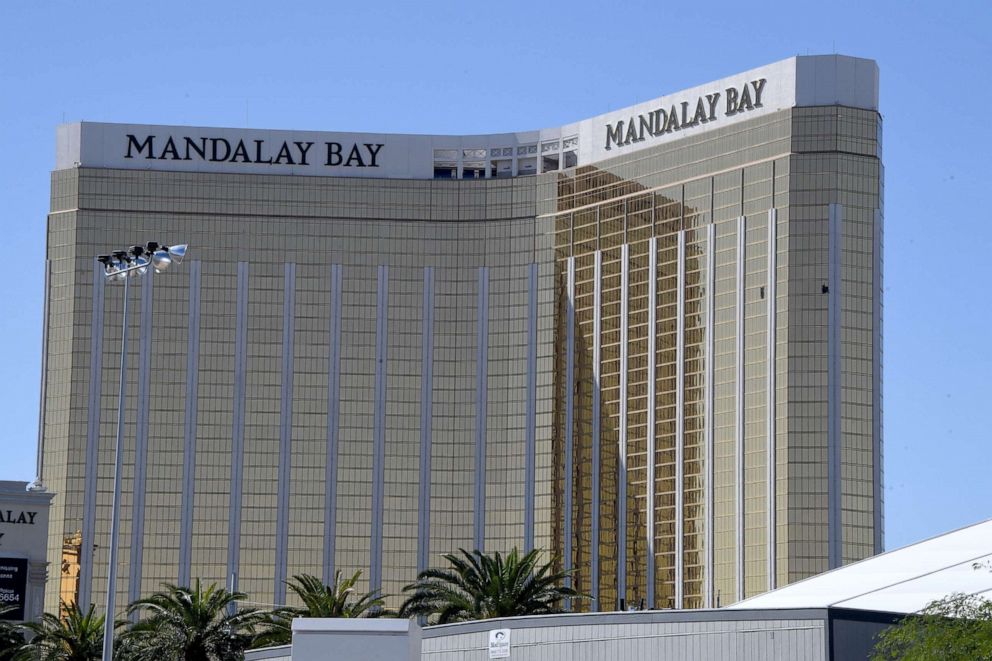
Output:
[728, 519, 992, 613]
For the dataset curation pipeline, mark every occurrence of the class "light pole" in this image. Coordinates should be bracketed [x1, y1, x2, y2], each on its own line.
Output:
[97, 242, 187, 661]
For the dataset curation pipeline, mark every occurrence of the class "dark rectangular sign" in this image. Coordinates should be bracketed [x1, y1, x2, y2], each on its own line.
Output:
[0, 558, 27, 620]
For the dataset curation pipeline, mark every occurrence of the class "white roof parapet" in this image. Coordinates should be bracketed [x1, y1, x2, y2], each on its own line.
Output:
[56, 55, 877, 181]
[291, 618, 414, 634]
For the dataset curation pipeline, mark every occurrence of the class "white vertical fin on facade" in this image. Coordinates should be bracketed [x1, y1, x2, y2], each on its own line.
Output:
[766, 209, 778, 590]
[735, 216, 746, 601]
[35, 260, 51, 488]
[872, 208, 884, 554]
[525, 263, 538, 552]
[474, 266, 490, 553]
[227, 262, 249, 596]
[80, 260, 105, 610]
[274, 262, 296, 604]
[564, 256, 576, 591]
[618, 243, 629, 603]
[828, 204, 843, 568]
[418, 267, 435, 573]
[646, 236, 657, 608]
[128, 270, 154, 609]
[675, 230, 686, 609]
[703, 223, 715, 608]
[323, 264, 343, 582]
[592, 249, 602, 606]
[370, 265, 389, 591]
[179, 261, 201, 587]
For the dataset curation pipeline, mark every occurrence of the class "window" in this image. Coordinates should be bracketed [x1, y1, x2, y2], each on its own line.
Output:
[491, 160, 512, 178]
[433, 164, 456, 179]
[462, 162, 485, 178]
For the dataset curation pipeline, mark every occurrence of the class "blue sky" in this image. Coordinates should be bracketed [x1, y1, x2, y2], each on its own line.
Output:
[1, 0, 989, 552]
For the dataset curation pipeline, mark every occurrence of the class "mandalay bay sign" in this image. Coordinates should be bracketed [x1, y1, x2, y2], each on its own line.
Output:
[604, 78, 767, 150]
[123, 134, 385, 169]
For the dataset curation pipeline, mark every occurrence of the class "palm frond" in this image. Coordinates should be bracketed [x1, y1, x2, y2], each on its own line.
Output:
[121, 580, 263, 661]
[398, 547, 584, 624]
[251, 571, 384, 649]
[15, 601, 104, 661]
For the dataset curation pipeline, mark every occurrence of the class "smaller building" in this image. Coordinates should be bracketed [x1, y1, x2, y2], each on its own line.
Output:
[246, 519, 992, 661]
[246, 609, 898, 661]
[247, 620, 421, 661]
[0, 480, 54, 622]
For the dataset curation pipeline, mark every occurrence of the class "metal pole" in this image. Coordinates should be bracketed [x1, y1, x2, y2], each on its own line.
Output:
[102, 273, 130, 661]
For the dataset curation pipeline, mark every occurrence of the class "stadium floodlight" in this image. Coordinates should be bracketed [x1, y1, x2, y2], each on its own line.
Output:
[98, 241, 188, 661]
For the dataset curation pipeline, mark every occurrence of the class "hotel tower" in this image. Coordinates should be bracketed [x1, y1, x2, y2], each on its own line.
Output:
[39, 54, 882, 614]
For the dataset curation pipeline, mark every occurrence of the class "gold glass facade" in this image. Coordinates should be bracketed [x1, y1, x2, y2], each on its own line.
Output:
[42, 173, 554, 614]
[546, 106, 882, 609]
[42, 102, 881, 615]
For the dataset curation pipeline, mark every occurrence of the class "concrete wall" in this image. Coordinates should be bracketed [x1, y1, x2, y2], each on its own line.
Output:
[244, 645, 291, 661]
[290, 619, 420, 661]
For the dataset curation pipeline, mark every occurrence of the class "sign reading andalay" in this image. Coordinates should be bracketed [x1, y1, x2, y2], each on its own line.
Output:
[0, 558, 27, 621]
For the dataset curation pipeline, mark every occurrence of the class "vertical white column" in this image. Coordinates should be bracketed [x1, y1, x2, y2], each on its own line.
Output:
[33, 259, 51, 491]
[828, 204, 843, 568]
[80, 260, 105, 610]
[735, 216, 746, 601]
[646, 237, 657, 608]
[179, 261, 201, 587]
[274, 263, 296, 604]
[370, 265, 389, 591]
[128, 270, 154, 608]
[227, 262, 249, 598]
[524, 263, 538, 552]
[474, 267, 490, 553]
[323, 264, 343, 582]
[872, 208, 884, 554]
[564, 257, 576, 589]
[704, 224, 715, 608]
[766, 210, 778, 590]
[618, 243, 629, 603]
[417, 267, 435, 573]
[591, 250, 602, 606]
[675, 231, 686, 609]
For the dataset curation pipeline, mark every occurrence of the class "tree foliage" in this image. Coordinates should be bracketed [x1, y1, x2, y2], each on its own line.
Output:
[252, 571, 385, 648]
[0, 607, 24, 661]
[872, 593, 992, 661]
[399, 547, 581, 624]
[119, 580, 265, 661]
[13, 602, 104, 661]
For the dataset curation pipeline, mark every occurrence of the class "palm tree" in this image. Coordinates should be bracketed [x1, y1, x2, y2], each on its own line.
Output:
[252, 571, 385, 648]
[13, 601, 103, 661]
[398, 547, 581, 624]
[0, 606, 24, 661]
[0, 626, 21, 661]
[120, 580, 265, 661]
